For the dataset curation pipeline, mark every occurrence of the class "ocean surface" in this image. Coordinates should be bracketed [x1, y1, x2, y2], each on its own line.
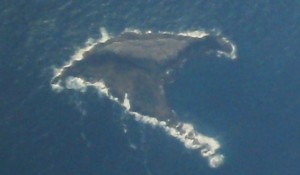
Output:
[1, 1, 300, 175]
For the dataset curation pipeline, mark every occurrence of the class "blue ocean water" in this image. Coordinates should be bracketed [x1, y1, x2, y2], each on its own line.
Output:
[1, 1, 299, 175]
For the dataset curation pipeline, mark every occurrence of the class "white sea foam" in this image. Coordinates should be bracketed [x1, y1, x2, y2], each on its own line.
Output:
[123, 28, 236, 60]
[51, 27, 111, 92]
[50, 27, 237, 168]
[65, 76, 87, 92]
[123, 93, 131, 110]
[59, 76, 225, 168]
[178, 30, 209, 38]
[216, 36, 237, 60]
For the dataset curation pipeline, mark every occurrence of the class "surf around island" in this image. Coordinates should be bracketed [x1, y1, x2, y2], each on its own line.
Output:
[50, 27, 237, 168]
